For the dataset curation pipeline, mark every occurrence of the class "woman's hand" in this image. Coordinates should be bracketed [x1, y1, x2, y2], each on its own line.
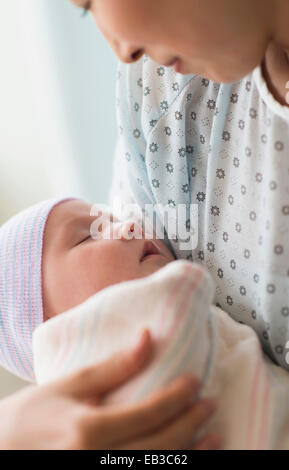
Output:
[0, 330, 219, 450]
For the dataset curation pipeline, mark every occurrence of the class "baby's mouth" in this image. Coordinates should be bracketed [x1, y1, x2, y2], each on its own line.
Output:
[140, 240, 161, 262]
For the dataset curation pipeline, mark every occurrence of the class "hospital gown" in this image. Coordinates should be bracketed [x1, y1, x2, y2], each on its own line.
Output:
[109, 56, 289, 370]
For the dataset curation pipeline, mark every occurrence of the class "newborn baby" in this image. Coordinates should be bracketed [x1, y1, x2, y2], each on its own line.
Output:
[42, 199, 175, 320]
[0, 197, 174, 381]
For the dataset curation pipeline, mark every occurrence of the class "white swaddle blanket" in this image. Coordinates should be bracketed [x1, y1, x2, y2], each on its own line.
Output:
[33, 260, 289, 450]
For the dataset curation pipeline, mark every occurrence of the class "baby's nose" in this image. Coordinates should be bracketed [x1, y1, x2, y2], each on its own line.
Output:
[97, 220, 144, 240]
[120, 220, 144, 240]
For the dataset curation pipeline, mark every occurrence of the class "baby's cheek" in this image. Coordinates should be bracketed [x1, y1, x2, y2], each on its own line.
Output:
[106, 242, 142, 282]
[84, 241, 137, 288]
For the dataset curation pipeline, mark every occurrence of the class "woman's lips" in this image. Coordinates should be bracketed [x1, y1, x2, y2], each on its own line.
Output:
[163, 57, 182, 74]
[172, 58, 182, 73]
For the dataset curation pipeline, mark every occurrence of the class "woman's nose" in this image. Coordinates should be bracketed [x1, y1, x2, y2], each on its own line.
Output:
[114, 42, 144, 64]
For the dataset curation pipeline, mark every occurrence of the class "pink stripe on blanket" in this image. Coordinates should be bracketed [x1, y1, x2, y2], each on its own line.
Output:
[246, 346, 272, 450]
[154, 274, 207, 389]
[257, 372, 271, 449]
[246, 351, 262, 449]
[135, 265, 206, 395]
[156, 263, 203, 340]
[51, 316, 77, 375]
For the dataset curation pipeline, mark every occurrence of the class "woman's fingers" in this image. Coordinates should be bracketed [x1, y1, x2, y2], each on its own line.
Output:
[51, 329, 152, 400]
[89, 374, 201, 446]
[115, 399, 216, 450]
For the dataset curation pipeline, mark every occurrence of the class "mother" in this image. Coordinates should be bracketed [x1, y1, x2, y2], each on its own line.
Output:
[83, 0, 289, 370]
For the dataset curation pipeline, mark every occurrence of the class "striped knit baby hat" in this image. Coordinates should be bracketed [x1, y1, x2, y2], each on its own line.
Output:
[0, 198, 69, 382]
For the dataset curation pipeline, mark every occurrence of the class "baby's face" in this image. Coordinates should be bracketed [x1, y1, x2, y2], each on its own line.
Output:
[42, 200, 174, 319]
[71, 0, 273, 82]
